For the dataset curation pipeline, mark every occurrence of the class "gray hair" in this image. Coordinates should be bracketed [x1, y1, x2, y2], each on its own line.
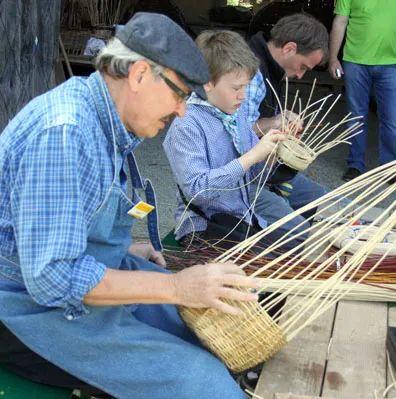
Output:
[94, 37, 165, 78]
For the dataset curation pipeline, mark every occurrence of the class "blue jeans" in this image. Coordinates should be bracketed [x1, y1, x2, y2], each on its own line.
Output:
[343, 61, 396, 172]
[251, 173, 327, 246]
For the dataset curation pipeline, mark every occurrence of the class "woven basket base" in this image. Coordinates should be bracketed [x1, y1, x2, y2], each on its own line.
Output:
[180, 300, 286, 373]
[278, 136, 316, 171]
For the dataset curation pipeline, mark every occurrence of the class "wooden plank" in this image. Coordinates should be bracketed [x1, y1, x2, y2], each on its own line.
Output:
[322, 301, 387, 398]
[255, 301, 335, 399]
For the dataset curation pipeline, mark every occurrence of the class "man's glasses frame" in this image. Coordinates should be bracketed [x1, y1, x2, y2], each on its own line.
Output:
[159, 72, 190, 102]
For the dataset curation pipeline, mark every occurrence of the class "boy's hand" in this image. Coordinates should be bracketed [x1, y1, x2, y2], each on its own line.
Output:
[253, 129, 286, 162]
[239, 129, 286, 170]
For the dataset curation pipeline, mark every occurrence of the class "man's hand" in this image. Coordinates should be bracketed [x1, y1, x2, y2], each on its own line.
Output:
[128, 242, 167, 268]
[171, 262, 260, 315]
[255, 110, 303, 136]
[328, 15, 348, 80]
[328, 58, 344, 80]
[283, 110, 304, 135]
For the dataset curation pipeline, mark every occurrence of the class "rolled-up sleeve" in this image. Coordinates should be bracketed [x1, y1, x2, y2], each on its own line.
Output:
[11, 124, 106, 318]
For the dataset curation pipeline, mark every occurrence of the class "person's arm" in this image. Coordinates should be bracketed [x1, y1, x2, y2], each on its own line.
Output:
[12, 124, 107, 317]
[164, 118, 247, 203]
[164, 117, 284, 201]
[84, 263, 260, 315]
[328, 15, 349, 79]
[13, 125, 259, 316]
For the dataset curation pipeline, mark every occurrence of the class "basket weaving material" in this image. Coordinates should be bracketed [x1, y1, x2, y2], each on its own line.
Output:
[277, 136, 316, 171]
[174, 162, 396, 374]
[179, 299, 286, 372]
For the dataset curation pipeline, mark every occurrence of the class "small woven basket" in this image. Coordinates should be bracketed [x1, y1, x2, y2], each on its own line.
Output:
[179, 299, 286, 372]
[277, 136, 316, 171]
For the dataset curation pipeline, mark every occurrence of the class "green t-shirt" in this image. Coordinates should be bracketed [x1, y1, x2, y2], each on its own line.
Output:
[335, 0, 396, 65]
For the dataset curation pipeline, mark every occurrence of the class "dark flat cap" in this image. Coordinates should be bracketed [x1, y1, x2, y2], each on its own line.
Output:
[116, 12, 209, 99]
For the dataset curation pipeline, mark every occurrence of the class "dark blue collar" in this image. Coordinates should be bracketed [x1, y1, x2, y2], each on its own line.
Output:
[87, 72, 143, 155]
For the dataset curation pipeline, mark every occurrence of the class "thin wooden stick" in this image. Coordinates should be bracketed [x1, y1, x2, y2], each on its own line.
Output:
[302, 94, 342, 142]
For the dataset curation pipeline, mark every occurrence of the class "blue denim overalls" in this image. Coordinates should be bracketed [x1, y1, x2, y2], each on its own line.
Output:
[0, 75, 245, 398]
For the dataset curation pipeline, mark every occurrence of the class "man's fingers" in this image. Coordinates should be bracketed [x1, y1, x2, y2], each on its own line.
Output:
[218, 287, 259, 302]
[150, 252, 167, 267]
[220, 274, 261, 289]
[213, 262, 245, 275]
[211, 299, 243, 315]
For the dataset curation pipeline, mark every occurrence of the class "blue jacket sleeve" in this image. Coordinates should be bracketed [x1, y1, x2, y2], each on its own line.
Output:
[11, 124, 106, 318]
[163, 118, 245, 203]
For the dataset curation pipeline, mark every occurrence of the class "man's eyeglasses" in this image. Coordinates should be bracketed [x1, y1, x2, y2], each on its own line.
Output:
[159, 72, 190, 103]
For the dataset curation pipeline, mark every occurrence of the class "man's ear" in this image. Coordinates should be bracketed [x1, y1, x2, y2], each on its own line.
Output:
[281, 42, 297, 57]
[127, 60, 152, 92]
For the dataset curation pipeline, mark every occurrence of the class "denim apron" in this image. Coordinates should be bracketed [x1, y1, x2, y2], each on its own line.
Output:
[0, 77, 244, 398]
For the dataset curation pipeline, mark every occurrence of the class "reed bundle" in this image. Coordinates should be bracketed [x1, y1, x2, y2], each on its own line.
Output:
[271, 78, 363, 171]
[178, 161, 396, 372]
[61, 0, 131, 29]
[80, 0, 128, 27]
[166, 248, 396, 286]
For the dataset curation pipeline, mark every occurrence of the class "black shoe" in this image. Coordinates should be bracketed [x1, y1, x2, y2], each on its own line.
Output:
[342, 167, 362, 182]
[236, 364, 263, 391]
[237, 370, 260, 392]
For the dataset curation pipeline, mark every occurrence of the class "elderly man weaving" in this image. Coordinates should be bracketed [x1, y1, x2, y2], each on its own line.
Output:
[0, 13, 258, 399]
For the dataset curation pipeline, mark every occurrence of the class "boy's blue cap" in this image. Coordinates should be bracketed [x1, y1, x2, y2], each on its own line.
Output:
[116, 12, 209, 99]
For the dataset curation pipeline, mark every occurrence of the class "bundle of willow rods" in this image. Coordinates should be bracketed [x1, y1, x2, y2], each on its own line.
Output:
[176, 161, 396, 372]
[165, 247, 396, 302]
[165, 240, 396, 285]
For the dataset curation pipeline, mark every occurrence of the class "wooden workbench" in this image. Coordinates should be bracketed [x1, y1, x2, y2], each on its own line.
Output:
[254, 300, 395, 399]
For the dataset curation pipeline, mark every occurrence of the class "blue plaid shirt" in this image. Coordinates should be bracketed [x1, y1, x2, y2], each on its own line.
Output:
[0, 72, 141, 316]
[242, 70, 266, 126]
[163, 104, 268, 240]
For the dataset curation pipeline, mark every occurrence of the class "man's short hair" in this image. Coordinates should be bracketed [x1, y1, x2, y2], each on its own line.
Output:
[270, 13, 329, 60]
[195, 30, 259, 83]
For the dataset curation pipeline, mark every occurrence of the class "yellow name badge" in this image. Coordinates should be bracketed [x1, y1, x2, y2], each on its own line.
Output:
[128, 201, 155, 219]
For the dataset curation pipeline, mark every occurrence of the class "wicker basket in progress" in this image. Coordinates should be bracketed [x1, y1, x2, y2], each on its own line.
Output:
[277, 135, 316, 171]
[179, 299, 286, 372]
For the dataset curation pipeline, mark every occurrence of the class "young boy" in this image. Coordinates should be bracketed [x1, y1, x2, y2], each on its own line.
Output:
[164, 30, 300, 249]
